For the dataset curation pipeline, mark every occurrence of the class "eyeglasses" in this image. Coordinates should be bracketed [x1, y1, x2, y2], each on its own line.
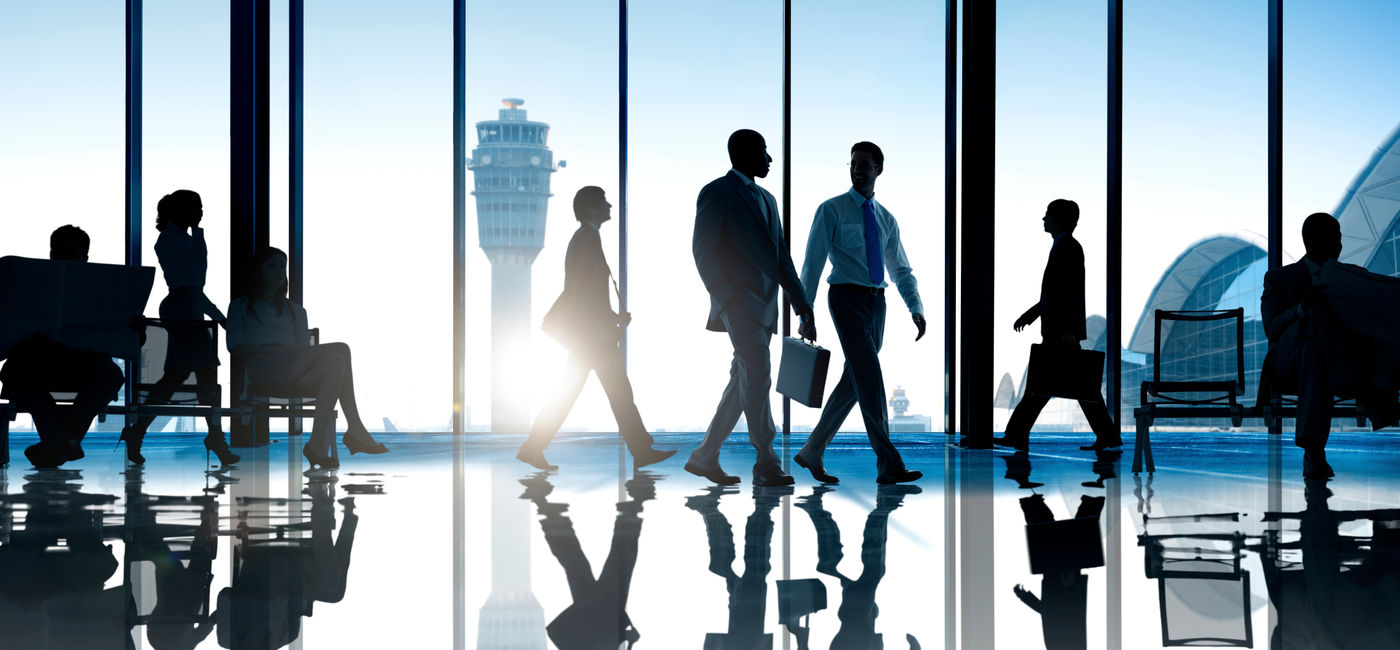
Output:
[847, 162, 882, 172]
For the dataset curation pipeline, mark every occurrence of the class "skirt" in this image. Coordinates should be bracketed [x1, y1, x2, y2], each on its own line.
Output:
[160, 288, 220, 372]
[243, 347, 304, 387]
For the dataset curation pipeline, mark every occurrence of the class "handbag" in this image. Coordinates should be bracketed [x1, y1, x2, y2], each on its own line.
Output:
[1025, 343, 1105, 401]
[776, 337, 831, 408]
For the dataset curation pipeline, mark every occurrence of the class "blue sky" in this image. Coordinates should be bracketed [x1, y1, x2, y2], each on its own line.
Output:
[2, 0, 1398, 432]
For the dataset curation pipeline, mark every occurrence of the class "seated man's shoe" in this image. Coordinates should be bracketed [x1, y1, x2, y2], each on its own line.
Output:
[958, 436, 995, 449]
[24, 443, 64, 469]
[793, 453, 839, 484]
[684, 461, 740, 486]
[1302, 448, 1335, 479]
[992, 436, 1028, 451]
[516, 446, 558, 472]
[752, 466, 796, 487]
[876, 469, 923, 485]
[632, 447, 677, 469]
[1080, 436, 1124, 451]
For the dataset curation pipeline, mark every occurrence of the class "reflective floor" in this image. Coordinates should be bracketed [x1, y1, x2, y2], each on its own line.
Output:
[3, 429, 1399, 649]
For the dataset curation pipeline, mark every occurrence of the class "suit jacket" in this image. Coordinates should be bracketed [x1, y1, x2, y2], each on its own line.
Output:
[542, 225, 619, 351]
[693, 171, 811, 334]
[1260, 261, 1312, 346]
[1039, 234, 1088, 342]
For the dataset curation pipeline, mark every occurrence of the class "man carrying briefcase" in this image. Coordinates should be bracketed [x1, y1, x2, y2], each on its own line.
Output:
[995, 199, 1121, 452]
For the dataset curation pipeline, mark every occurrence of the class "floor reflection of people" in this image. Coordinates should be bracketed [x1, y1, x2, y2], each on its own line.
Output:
[795, 484, 922, 649]
[688, 483, 791, 647]
[216, 479, 358, 650]
[1013, 493, 1104, 650]
[520, 471, 659, 648]
[0, 469, 131, 648]
[123, 467, 220, 650]
[1265, 480, 1400, 648]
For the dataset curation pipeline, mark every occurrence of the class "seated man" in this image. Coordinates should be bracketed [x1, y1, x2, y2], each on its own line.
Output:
[1261, 212, 1399, 478]
[0, 226, 126, 467]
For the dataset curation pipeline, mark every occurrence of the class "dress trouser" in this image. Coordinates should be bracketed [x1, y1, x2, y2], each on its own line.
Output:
[1004, 340, 1118, 442]
[1275, 305, 1364, 450]
[524, 337, 654, 456]
[798, 285, 906, 478]
[688, 310, 782, 475]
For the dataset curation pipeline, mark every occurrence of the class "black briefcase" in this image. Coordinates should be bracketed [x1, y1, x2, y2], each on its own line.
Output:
[1025, 343, 1105, 401]
[776, 337, 830, 408]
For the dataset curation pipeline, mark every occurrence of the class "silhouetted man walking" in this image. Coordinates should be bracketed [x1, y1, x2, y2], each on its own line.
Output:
[518, 187, 675, 471]
[794, 141, 924, 485]
[688, 129, 816, 487]
[995, 199, 1121, 452]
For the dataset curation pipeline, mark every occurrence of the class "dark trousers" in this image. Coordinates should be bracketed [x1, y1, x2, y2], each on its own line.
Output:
[690, 310, 782, 474]
[525, 337, 654, 457]
[1005, 341, 1118, 443]
[1272, 305, 1370, 450]
[0, 340, 124, 448]
[798, 285, 905, 478]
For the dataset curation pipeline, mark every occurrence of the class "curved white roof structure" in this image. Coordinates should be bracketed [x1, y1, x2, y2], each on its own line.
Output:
[1334, 123, 1400, 269]
[1127, 233, 1268, 354]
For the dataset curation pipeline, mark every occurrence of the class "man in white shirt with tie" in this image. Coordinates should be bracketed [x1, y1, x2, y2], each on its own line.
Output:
[794, 141, 924, 485]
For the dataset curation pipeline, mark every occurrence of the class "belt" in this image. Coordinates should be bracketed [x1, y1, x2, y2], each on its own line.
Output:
[832, 284, 884, 295]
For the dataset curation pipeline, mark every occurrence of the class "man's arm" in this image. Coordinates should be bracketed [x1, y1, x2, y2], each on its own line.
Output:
[692, 183, 735, 308]
[799, 203, 833, 308]
[883, 217, 927, 340]
[1260, 268, 1300, 343]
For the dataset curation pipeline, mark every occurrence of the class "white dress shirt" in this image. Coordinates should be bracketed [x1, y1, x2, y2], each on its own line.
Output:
[800, 188, 923, 315]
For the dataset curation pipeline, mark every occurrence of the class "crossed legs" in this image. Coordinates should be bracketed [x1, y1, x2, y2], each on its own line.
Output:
[287, 342, 378, 459]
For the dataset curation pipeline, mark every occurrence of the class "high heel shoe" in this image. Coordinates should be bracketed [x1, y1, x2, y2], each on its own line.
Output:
[203, 433, 241, 467]
[118, 426, 145, 465]
[303, 443, 339, 470]
[343, 429, 389, 455]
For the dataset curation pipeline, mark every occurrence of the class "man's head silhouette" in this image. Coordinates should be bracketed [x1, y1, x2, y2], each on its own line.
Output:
[1302, 212, 1342, 263]
[573, 186, 611, 225]
[728, 129, 771, 180]
[1042, 199, 1079, 237]
[850, 141, 884, 198]
[50, 225, 90, 261]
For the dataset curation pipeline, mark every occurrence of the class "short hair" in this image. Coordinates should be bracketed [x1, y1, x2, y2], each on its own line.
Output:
[727, 129, 765, 163]
[50, 225, 90, 261]
[1047, 199, 1080, 226]
[1301, 212, 1339, 246]
[156, 189, 202, 231]
[850, 141, 884, 166]
[573, 186, 606, 221]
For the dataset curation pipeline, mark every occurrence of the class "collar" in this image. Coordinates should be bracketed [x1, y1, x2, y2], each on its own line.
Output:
[729, 168, 754, 186]
[1053, 231, 1068, 244]
[1303, 256, 1324, 276]
[581, 220, 601, 232]
[847, 187, 875, 207]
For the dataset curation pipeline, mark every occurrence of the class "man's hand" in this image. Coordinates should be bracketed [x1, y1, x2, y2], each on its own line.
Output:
[797, 310, 817, 341]
[616, 311, 632, 328]
[912, 313, 927, 341]
[1014, 307, 1038, 332]
[1303, 283, 1327, 311]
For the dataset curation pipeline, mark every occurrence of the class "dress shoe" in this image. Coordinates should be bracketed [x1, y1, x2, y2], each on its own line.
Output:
[516, 446, 558, 471]
[876, 469, 923, 485]
[24, 443, 64, 469]
[1080, 436, 1123, 451]
[632, 447, 677, 469]
[992, 436, 1028, 451]
[118, 426, 144, 465]
[793, 454, 839, 484]
[343, 429, 389, 455]
[1302, 448, 1334, 479]
[752, 467, 796, 487]
[684, 461, 740, 486]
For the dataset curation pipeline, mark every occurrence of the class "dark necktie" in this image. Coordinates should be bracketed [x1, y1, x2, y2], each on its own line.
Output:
[863, 199, 884, 284]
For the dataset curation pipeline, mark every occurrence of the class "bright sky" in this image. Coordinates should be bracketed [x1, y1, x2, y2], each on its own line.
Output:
[2, 0, 1398, 433]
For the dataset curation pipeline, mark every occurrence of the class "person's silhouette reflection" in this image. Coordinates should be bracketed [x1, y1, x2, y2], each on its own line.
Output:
[519, 471, 658, 648]
[123, 467, 220, 650]
[1264, 480, 1400, 648]
[688, 483, 791, 647]
[0, 469, 131, 648]
[216, 479, 358, 650]
[795, 484, 923, 649]
[1012, 493, 1104, 650]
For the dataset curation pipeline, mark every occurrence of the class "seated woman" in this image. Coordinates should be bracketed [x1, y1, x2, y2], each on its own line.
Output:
[121, 189, 239, 466]
[226, 248, 387, 469]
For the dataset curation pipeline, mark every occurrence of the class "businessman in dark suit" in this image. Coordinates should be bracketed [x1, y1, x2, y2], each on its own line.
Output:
[1260, 212, 1398, 478]
[687, 129, 816, 487]
[995, 199, 1120, 452]
[518, 187, 675, 471]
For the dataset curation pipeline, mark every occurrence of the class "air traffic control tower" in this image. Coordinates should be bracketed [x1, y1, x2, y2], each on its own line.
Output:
[469, 98, 562, 432]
